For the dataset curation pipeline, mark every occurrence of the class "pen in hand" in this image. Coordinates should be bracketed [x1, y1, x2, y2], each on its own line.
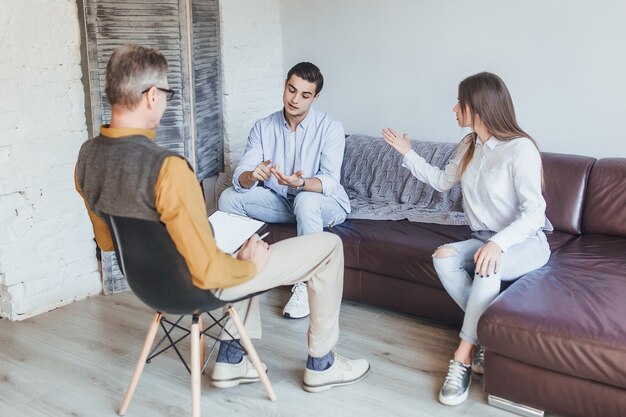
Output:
[257, 232, 270, 242]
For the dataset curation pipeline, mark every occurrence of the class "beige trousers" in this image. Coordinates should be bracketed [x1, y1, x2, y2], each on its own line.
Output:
[212, 232, 344, 357]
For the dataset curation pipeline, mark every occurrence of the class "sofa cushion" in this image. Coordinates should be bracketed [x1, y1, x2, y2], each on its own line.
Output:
[332, 219, 472, 289]
[479, 234, 626, 389]
[267, 220, 471, 283]
[583, 158, 626, 237]
[546, 230, 577, 253]
[269, 220, 574, 290]
[542, 153, 596, 235]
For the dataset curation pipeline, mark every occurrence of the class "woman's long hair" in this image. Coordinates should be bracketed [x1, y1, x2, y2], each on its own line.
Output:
[457, 72, 541, 179]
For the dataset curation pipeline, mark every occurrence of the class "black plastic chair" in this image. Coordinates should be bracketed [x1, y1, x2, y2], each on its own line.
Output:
[107, 215, 276, 417]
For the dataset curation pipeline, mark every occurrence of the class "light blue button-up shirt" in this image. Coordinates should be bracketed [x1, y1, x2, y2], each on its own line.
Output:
[233, 107, 350, 213]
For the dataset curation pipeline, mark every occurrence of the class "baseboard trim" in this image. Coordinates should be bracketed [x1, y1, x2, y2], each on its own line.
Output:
[488, 394, 545, 417]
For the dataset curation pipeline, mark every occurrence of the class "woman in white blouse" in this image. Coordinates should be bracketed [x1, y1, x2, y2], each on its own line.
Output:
[382, 72, 551, 406]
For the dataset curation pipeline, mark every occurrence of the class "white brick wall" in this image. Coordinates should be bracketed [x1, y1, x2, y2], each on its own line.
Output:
[0, 0, 284, 320]
[0, 0, 101, 320]
[219, 0, 285, 173]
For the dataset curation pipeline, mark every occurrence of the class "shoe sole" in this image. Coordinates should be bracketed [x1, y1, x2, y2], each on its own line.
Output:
[211, 366, 268, 389]
[438, 387, 470, 406]
[283, 312, 310, 319]
[211, 376, 261, 389]
[302, 365, 371, 393]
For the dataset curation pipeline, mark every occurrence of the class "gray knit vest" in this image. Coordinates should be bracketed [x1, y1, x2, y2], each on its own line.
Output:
[76, 134, 187, 223]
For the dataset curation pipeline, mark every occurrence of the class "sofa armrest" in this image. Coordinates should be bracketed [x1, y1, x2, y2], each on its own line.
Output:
[202, 175, 219, 215]
[202, 172, 233, 216]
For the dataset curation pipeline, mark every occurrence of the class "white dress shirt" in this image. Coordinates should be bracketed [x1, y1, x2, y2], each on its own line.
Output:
[402, 136, 549, 252]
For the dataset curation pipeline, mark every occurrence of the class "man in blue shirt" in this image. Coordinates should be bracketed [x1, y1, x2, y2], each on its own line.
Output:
[219, 62, 350, 319]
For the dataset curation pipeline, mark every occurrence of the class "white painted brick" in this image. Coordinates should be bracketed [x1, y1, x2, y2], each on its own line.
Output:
[0, 146, 12, 164]
[0, 279, 11, 314]
[0, 232, 96, 272]
[2, 272, 101, 321]
[2, 258, 61, 286]
[0, 112, 19, 133]
[4, 282, 26, 306]
[0, 0, 102, 320]
[0, 78, 20, 100]
[2, 0, 287, 319]
[220, 0, 284, 169]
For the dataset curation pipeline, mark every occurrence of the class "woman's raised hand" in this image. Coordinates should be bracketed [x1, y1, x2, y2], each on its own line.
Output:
[382, 128, 412, 156]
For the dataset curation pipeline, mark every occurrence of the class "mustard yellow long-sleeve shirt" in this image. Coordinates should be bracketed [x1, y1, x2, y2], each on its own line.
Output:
[75, 126, 256, 290]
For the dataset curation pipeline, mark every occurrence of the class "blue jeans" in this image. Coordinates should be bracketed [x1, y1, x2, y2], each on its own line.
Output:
[218, 186, 347, 236]
[433, 230, 550, 345]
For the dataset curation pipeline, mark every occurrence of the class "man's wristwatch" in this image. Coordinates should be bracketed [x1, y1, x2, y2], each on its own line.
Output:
[294, 178, 306, 191]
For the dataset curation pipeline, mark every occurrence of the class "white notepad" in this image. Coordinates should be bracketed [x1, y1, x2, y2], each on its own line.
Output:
[208, 210, 265, 254]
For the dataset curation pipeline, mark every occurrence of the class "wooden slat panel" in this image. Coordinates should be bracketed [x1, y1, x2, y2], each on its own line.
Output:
[84, 0, 191, 157]
[83, 0, 224, 291]
[191, 0, 224, 180]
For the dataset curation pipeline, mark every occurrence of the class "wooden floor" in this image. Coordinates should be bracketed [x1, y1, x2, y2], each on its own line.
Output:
[0, 288, 542, 417]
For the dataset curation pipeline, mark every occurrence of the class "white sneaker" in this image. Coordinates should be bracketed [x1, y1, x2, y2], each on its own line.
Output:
[302, 353, 370, 393]
[211, 356, 267, 388]
[283, 282, 310, 319]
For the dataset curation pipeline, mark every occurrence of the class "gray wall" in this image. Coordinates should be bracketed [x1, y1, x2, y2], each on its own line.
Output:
[280, 0, 626, 158]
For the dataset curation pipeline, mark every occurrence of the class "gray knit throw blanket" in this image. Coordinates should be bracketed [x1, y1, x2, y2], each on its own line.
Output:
[342, 134, 468, 226]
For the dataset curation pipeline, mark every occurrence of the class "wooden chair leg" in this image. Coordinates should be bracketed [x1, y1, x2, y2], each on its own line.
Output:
[190, 316, 202, 417]
[228, 306, 277, 401]
[119, 312, 163, 416]
[198, 315, 204, 369]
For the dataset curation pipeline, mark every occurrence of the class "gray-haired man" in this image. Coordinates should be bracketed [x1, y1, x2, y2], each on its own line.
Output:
[75, 44, 370, 394]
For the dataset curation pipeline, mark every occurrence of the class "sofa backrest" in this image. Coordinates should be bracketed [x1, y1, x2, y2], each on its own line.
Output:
[541, 153, 596, 235]
[582, 158, 626, 237]
[340, 135, 606, 235]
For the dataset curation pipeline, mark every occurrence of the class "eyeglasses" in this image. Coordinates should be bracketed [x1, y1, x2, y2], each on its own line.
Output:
[141, 86, 176, 101]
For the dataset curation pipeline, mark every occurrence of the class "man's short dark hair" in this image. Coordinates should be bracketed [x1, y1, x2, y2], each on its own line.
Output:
[286, 62, 324, 95]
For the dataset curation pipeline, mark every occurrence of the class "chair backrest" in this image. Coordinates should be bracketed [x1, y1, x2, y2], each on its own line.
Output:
[107, 215, 225, 315]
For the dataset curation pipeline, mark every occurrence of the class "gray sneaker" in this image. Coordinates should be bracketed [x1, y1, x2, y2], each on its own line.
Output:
[438, 360, 471, 406]
[472, 345, 485, 375]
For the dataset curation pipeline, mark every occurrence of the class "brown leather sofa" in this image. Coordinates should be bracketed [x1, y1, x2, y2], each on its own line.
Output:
[208, 137, 626, 417]
[479, 156, 626, 417]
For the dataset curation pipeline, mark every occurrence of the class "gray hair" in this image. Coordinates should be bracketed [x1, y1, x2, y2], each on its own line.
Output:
[105, 44, 168, 110]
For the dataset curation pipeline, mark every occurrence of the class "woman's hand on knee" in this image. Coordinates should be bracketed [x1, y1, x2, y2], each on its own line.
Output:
[473, 241, 502, 277]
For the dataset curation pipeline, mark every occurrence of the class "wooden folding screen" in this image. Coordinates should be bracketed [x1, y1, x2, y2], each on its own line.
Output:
[81, 0, 223, 292]
[83, 0, 223, 180]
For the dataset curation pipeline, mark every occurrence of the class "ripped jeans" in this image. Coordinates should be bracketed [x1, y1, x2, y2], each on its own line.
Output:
[433, 230, 550, 345]
[218, 186, 347, 236]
